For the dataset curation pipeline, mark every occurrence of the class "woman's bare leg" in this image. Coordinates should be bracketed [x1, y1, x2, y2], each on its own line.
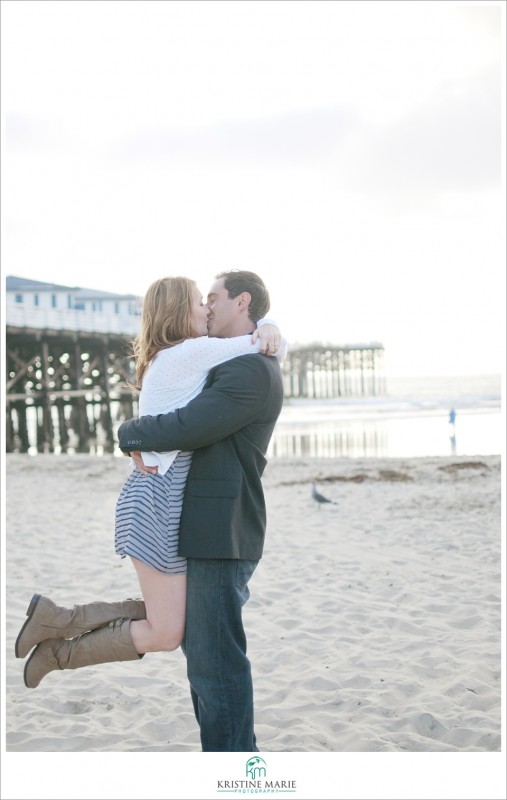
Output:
[129, 557, 186, 654]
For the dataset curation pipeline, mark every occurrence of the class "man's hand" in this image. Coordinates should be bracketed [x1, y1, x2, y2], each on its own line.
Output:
[251, 323, 281, 355]
[131, 451, 159, 475]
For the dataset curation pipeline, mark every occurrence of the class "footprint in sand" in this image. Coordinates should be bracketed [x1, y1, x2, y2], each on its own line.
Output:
[415, 712, 447, 739]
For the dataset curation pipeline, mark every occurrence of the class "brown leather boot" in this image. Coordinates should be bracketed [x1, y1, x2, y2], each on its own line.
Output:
[15, 594, 146, 658]
[24, 618, 143, 688]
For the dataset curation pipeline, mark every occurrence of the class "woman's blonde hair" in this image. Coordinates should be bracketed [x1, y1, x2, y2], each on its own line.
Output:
[132, 276, 197, 388]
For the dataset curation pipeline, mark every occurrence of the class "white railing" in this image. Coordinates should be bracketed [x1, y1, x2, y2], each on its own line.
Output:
[5, 303, 141, 336]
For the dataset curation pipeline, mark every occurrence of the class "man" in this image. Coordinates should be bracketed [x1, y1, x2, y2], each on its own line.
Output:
[118, 270, 284, 752]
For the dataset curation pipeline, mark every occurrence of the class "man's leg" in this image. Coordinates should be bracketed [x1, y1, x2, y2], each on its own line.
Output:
[182, 557, 258, 752]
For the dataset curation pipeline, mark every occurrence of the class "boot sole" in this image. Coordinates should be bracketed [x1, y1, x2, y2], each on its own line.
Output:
[15, 594, 42, 659]
[23, 643, 41, 688]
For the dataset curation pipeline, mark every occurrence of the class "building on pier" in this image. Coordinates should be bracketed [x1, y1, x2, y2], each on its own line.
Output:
[6, 276, 141, 335]
[5, 276, 141, 454]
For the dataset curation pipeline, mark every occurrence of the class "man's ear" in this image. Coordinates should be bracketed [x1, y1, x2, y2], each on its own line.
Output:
[237, 291, 252, 311]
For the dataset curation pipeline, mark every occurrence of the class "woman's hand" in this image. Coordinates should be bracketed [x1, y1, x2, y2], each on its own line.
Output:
[130, 451, 159, 474]
[252, 323, 281, 356]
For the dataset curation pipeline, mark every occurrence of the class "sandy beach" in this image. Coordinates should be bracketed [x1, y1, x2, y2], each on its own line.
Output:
[4, 450, 502, 758]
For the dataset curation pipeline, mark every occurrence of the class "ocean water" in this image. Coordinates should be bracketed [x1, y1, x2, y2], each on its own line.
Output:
[15, 373, 502, 461]
[269, 374, 503, 460]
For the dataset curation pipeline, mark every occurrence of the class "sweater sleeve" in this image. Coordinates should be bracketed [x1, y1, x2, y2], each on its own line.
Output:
[183, 335, 262, 374]
[183, 333, 286, 375]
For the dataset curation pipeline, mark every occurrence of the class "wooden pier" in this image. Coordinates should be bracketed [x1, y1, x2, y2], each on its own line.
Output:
[282, 343, 385, 399]
[5, 325, 138, 454]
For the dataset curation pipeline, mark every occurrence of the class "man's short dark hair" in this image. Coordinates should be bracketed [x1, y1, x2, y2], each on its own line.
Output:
[215, 270, 270, 323]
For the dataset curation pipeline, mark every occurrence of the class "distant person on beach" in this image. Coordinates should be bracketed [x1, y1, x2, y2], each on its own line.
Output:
[16, 270, 285, 752]
[449, 407, 457, 454]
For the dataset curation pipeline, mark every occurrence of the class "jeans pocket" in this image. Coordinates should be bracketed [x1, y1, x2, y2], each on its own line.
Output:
[235, 559, 258, 591]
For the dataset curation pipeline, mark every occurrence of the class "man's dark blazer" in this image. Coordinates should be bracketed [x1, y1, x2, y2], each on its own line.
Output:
[118, 354, 284, 561]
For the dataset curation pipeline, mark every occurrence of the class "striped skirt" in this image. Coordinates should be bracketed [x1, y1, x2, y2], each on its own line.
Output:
[114, 451, 192, 574]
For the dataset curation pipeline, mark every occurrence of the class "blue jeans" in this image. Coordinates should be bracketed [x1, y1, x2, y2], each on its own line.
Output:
[181, 557, 259, 752]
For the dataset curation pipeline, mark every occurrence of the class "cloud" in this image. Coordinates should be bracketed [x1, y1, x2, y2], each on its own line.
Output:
[112, 59, 501, 201]
[113, 105, 361, 164]
[6, 113, 70, 152]
[350, 66, 501, 196]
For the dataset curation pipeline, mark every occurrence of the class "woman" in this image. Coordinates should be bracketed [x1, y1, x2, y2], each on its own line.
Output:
[16, 276, 285, 688]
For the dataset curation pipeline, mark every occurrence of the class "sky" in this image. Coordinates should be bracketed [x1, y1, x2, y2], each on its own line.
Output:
[1, 0, 505, 379]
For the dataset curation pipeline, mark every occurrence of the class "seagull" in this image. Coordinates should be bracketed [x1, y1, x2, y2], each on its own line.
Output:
[312, 481, 337, 507]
